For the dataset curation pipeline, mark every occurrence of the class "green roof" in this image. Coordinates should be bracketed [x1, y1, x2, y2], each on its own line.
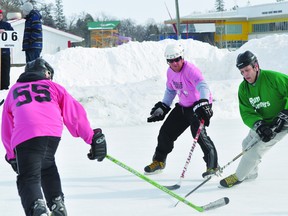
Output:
[87, 21, 120, 30]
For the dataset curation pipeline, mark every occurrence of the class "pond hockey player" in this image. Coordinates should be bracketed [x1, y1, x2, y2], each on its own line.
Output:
[144, 42, 219, 178]
[220, 50, 288, 188]
[2, 58, 107, 216]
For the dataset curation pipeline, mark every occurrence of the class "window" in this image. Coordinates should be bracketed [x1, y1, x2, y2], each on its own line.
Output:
[226, 24, 242, 34]
[216, 25, 225, 35]
[215, 40, 247, 49]
[262, 10, 282, 15]
[253, 21, 288, 33]
[216, 24, 242, 35]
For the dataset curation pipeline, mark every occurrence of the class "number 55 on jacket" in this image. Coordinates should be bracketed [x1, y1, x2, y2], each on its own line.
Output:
[1, 57, 107, 216]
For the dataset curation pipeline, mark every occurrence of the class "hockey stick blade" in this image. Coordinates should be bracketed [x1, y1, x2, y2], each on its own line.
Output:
[164, 179, 181, 190]
[202, 197, 229, 211]
[165, 184, 180, 190]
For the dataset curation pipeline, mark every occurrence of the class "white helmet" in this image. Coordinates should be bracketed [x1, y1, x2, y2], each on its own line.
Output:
[164, 43, 184, 59]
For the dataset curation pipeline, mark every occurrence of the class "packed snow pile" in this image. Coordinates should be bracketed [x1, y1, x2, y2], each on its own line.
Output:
[2, 34, 288, 127]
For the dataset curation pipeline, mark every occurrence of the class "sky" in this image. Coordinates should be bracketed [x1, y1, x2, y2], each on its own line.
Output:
[0, 35, 288, 215]
[46, 0, 279, 24]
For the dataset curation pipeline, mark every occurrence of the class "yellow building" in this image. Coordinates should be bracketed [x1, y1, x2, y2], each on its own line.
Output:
[164, 1, 288, 49]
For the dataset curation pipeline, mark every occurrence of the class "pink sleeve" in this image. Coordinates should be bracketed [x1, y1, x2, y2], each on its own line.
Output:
[1, 100, 15, 159]
[58, 87, 94, 144]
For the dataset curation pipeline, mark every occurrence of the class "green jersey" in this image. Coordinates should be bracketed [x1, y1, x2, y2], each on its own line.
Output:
[238, 69, 288, 129]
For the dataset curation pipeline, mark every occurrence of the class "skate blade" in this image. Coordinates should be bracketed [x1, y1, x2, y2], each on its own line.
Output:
[144, 169, 163, 175]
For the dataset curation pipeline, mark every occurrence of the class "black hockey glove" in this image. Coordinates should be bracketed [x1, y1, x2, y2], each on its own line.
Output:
[254, 121, 275, 142]
[192, 99, 213, 127]
[87, 129, 107, 161]
[147, 101, 171, 122]
[272, 110, 288, 133]
[5, 154, 18, 174]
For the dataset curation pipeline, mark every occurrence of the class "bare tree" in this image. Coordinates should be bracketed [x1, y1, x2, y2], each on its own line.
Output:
[0, 0, 22, 12]
[118, 18, 137, 38]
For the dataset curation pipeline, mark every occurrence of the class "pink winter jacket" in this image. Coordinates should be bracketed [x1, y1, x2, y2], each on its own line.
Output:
[2, 79, 94, 160]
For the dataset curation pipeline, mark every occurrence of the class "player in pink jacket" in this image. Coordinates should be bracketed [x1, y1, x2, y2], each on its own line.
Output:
[144, 43, 219, 178]
[2, 58, 107, 216]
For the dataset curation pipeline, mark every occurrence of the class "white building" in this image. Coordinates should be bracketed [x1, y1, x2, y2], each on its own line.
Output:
[9, 18, 84, 64]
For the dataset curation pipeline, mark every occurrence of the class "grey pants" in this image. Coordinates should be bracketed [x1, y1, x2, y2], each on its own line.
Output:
[236, 123, 288, 181]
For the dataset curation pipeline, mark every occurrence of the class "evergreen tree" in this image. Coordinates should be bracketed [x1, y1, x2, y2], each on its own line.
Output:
[215, 0, 225, 12]
[40, 3, 56, 28]
[68, 13, 94, 47]
[145, 20, 160, 41]
[232, 5, 239, 10]
[54, 0, 67, 30]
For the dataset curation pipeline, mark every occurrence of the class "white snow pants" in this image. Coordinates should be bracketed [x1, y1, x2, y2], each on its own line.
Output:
[236, 123, 288, 181]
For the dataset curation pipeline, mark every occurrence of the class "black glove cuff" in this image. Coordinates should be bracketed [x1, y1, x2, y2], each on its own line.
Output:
[88, 129, 107, 161]
[254, 120, 276, 142]
[279, 110, 288, 122]
[192, 99, 209, 113]
[253, 120, 263, 131]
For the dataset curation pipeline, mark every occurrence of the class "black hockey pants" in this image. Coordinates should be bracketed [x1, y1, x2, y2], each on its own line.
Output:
[153, 103, 218, 169]
[15, 136, 63, 216]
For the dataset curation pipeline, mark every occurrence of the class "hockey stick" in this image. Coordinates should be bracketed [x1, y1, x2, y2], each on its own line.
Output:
[164, 119, 205, 190]
[219, 136, 260, 172]
[0, 99, 4, 106]
[106, 154, 229, 212]
[174, 176, 212, 207]
[174, 136, 261, 206]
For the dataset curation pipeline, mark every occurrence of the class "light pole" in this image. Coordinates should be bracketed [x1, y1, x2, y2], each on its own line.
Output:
[175, 0, 181, 39]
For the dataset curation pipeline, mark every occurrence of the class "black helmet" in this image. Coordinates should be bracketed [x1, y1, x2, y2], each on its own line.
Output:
[25, 58, 54, 80]
[236, 51, 258, 69]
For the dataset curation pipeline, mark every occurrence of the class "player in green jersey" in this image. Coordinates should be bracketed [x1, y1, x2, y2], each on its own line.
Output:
[220, 50, 288, 188]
